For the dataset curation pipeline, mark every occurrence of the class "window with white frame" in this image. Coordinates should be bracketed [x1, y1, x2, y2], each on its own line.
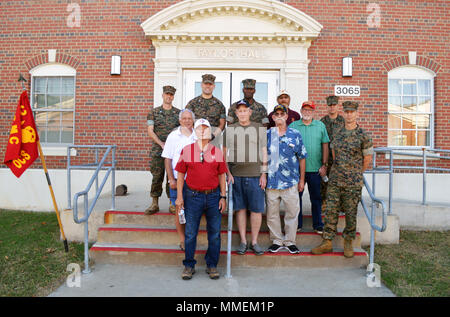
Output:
[388, 66, 434, 148]
[30, 64, 76, 145]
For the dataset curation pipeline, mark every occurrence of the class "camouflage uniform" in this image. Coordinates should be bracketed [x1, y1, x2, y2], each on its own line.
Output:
[185, 95, 226, 128]
[227, 78, 269, 125]
[228, 99, 268, 125]
[320, 114, 345, 202]
[322, 108, 373, 241]
[147, 105, 180, 198]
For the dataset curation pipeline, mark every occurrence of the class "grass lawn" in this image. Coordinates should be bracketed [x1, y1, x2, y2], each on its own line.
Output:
[1, 209, 448, 297]
[0, 209, 85, 297]
[369, 230, 449, 297]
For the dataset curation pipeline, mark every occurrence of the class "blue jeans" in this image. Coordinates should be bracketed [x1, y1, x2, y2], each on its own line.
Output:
[298, 172, 324, 229]
[183, 186, 222, 269]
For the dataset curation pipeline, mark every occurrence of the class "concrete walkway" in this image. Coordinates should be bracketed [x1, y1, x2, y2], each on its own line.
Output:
[50, 263, 395, 297]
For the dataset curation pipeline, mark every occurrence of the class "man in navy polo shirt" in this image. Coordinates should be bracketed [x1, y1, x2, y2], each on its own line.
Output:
[175, 118, 227, 280]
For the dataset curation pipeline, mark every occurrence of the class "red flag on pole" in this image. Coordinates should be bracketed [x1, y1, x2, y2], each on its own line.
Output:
[4, 90, 39, 178]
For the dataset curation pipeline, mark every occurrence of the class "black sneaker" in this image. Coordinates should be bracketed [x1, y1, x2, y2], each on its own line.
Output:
[286, 245, 301, 254]
[268, 244, 283, 253]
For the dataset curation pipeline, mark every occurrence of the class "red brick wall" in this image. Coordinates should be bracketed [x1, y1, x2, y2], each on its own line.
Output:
[0, 0, 448, 172]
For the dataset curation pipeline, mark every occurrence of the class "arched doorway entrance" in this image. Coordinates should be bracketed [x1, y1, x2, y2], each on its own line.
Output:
[141, 0, 322, 112]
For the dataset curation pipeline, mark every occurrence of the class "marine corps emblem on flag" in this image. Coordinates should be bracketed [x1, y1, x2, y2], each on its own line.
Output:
[4, 90, 39, 178]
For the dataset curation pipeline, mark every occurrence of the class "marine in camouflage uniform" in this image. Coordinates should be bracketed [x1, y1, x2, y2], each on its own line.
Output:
[185, 74, 226, 131]
[147, 85, 180, 214]
[227, 79, 269, 125]
[312, 101, 373, 257]
[320, 95, 345, 207]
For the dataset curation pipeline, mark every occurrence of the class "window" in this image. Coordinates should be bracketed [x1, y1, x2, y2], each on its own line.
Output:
[30, 64, 76, 145]
[388, 66, 434, 148]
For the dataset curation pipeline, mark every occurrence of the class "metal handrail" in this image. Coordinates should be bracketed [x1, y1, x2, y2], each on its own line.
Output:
[361, 147, 450, 271]
[68, 145, 116, 274]
[370, 147, 450, 206]
[67, 145, 117, 210]
[225, 183, 233, 279]
[361, 175, 387, 268]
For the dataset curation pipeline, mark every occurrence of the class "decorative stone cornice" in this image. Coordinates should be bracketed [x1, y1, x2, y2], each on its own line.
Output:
[141, 0, 322, 43]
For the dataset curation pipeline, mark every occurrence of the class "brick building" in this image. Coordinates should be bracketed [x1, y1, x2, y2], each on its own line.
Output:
[0, 0, 449, 210]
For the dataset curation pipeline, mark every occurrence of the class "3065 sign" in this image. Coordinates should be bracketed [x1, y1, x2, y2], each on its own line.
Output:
[334, 85, 360, 97]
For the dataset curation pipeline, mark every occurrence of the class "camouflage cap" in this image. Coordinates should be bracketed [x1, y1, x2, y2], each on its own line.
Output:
[326, 95, 339, 106]
[273, 104, 288, 113]
[163, 85, 176, 95]
[202, 74, 216, 84]
[342, 101, 359, 111]
[242, 78, 256, 89]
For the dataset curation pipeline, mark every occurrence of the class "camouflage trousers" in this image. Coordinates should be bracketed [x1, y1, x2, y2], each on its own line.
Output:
[150, 151, 170, 198]
[322, 184, 362, 241]
[320, 164, 339, 211]
[320, 166, 331, 204]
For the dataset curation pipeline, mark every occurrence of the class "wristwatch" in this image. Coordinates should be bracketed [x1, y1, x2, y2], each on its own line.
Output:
[220, 195, 227, 200]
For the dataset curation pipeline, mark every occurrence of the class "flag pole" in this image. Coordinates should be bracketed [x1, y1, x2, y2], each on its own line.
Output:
[37, 140, 69, 252]
[18, 74, 68, 252]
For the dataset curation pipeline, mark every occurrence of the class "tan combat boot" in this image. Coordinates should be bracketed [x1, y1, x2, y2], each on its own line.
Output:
[311, 239, 333, 255]
[144, 197, 159, 215]
[169, 201, 176, 214]
[344, 239, 354, 258]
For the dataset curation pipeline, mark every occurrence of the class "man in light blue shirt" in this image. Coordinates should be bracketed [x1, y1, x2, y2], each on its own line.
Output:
[289, 101, 330, 234]
[266, 105, 307, 254]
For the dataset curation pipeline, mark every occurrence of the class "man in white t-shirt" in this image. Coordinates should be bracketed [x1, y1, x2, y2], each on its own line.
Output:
[161, 109, 197, 250]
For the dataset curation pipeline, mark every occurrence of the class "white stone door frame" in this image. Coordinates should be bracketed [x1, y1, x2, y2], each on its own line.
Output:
[141, 0, 322, 113]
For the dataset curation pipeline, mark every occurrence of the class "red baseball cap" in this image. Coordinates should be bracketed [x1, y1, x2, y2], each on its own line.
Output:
[301, 100, 316, 110]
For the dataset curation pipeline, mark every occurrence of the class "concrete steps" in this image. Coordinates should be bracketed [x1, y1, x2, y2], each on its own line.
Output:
[97, 224, 361, 249]
[90, 210, 368, 268]
[104, 210, 349, 231]
[90, 243, 368, 268]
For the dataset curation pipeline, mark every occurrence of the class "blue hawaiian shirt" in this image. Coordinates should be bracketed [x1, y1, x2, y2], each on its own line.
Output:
[267, 127, 307, 190]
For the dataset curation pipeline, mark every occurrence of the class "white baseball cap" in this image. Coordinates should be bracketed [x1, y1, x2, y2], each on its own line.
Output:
[194, 118, 211, 129]
[277, 90, 290, 98]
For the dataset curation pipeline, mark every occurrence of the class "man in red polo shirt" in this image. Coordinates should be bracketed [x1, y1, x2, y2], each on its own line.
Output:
[175, 118, 227, 280]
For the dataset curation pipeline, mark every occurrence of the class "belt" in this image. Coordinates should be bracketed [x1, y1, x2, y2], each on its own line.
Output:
[186, 185, 218, 195]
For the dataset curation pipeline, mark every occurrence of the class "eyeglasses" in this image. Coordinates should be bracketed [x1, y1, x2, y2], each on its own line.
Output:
[200, 151, 204, 163]
[273, 112, 286, 117]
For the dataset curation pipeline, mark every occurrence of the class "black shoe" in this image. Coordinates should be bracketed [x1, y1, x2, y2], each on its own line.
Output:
[286, 245, 301, 254]
[314, 227, 324, 234]
[268, 244, 283, 253]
